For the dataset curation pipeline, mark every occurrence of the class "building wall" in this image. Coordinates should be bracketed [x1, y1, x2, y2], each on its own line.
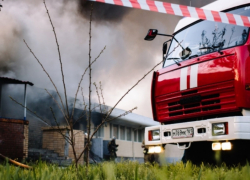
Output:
[103, 123, 110, 140]
[23, 124, 29, 159]
[0, 118, 29, 160]
[104, 123, 144, 159]
[42, 127, 67, 157]
[116, 140, 144, 158]
[42, 127, 84, 164]
[68, 130, 84, 164]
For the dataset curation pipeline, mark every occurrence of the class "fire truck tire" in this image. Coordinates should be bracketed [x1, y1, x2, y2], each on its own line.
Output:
[181, 140, 250, 165]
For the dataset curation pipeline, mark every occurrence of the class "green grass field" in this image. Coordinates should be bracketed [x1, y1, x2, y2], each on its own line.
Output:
[1, 161, 250, 180]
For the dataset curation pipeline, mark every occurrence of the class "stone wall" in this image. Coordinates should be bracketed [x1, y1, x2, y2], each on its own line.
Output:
[0, 118, 29, 160]
[68, 130, 85, 164]
[42, 127, 67, 157]
[23, 124, 29, 158]
[42, 127, 84, 164]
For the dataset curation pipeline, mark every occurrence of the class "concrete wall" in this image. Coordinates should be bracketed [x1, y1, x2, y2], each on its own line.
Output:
[116, 140, 144, 158]
[103, 123, 144, 159]
[164, 144, 184, 163]
[0, 118, 29, 160]
[103, 124, 110, 140]
[91, 138, 103, 159]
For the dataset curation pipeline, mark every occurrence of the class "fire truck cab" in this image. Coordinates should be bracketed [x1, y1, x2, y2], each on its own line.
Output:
[145, 0, 250, 164]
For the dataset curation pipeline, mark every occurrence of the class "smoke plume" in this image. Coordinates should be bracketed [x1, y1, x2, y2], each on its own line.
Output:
[77, 0, 131, 22]
[0, 0, 215, 119]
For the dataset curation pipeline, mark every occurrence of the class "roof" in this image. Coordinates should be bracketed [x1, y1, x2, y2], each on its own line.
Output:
[74, 101, 159, 128]
[94, 105, 159, 128]
[174, 0, 250, 33]
[0, 77, 34, 86]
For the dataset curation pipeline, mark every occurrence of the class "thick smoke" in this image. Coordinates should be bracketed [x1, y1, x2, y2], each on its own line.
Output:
[0, 0, 215, 119]
[0, 13, 24, 78]
[76, 0, 216, 22]
[77, 0, 131, 22]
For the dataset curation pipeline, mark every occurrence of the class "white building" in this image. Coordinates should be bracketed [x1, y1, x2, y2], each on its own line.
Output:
[92, 107, 159, 162]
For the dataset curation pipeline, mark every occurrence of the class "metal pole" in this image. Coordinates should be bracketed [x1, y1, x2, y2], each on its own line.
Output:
[24, 84, 27, 120]
[132, 129, 135, 161]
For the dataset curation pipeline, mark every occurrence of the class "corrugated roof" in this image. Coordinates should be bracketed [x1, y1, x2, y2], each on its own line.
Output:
[0, 77, 34, 86]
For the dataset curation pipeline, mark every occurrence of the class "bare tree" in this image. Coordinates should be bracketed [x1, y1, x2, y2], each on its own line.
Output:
[11, 0, 180, 174]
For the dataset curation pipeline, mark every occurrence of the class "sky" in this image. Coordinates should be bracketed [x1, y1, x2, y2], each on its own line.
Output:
[0, 0, 216, 119]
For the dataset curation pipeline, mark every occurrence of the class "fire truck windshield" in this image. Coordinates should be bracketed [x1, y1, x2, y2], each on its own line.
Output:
[164, 5, 250, 67]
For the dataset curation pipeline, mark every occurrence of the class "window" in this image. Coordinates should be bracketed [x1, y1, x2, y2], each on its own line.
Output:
[126, 127, 131, 141]
[164, 5, 250, 67]
[110, 123, 112, 138]
[110, 125, 143, 141]
[134, 130, 138, 142]
[113, 124, 119, 139]
[138, 129, 144, 142]
[96, 125, 104, 138]
[120, 126, 125, 140]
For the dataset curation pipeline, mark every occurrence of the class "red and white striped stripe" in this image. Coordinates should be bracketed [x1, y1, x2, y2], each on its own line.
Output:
[89, 0, 250, 27]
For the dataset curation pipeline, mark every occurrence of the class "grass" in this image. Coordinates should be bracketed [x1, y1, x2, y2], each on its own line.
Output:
[1, 160, 250, 180]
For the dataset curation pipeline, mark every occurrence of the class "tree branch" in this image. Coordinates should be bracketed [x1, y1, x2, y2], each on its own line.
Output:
[43, 0, 69, 118]
[23, 40, 66, 118]
[71, 46, 106, 120]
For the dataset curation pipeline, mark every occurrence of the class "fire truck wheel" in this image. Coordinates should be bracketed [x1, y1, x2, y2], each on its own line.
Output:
[181, 141, 214, 165]
[181, 140, 250, 166]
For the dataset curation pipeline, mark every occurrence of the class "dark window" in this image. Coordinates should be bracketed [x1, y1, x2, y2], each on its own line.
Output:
[110, 124, 112, 138]
[134, 130, 138, 142]
[96, 125, 104, 138]
[113, 124, 119, 139]
[120, 126, 125, 140]
[127, 127, 131, 141]
[138, 129, 144, 142]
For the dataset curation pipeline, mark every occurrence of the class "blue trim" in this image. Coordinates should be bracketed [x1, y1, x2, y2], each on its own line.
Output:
[0, 117, 26, 121]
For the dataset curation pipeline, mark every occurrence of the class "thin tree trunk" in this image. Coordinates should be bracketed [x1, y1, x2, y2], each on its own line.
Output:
[86, 4, 93, 170]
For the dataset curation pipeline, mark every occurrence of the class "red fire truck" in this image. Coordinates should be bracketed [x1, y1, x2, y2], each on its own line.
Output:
[144, 0, 250, 164]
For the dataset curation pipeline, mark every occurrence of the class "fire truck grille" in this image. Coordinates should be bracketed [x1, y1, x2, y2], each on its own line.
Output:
[156, 81, 238, 121]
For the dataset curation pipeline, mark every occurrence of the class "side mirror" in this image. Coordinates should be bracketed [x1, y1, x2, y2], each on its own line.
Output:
[179, 47, 192, 60]
[144, 29, 158, 41]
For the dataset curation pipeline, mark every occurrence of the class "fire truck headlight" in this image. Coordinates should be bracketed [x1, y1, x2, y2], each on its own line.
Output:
[212, 142, 221, 150]
[222, 142, 232, 150]
[154, 146, 162, 153]
[148, 146, 162, 153]
[212, 123, 228, 136]
[152, 130, 160, 140]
